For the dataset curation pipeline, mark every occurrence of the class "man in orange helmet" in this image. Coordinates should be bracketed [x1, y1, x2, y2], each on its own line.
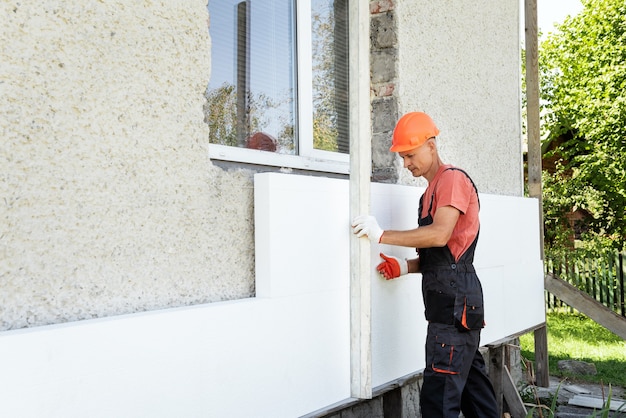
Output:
[352, 112, 498, 418]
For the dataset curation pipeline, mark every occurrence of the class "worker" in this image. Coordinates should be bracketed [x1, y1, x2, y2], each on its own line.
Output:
[351, 112, 498, 418]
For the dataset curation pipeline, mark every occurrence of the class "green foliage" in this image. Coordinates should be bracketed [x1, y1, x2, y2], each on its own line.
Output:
[524, 383, 561, 418]
[205, 83, 238, 147]
[313, 115, 340, 152]
[538, 0, 626, 252]
[542, 169, 577, 250]
[311, 6, 346, 153]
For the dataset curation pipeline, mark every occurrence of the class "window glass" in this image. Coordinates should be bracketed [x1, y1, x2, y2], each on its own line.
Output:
[206, 0, 296, 154]
[311, 0, 349, 154]
[205, 0, 349, 166]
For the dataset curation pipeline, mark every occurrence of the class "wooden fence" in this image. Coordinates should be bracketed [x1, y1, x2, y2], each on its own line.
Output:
[545, 251, 626, 317]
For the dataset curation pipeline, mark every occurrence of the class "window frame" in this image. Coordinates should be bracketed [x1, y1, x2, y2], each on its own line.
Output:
[207, 0, 350, 175]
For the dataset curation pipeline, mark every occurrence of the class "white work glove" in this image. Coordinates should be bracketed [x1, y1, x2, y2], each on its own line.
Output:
[351, 215, 384, 243]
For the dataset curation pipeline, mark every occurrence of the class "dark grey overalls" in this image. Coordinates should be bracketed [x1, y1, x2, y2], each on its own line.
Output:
[418, 168, 498, 418]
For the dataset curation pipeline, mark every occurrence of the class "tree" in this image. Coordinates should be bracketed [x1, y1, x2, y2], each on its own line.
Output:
[204, 83, 282, 149]
[539, 0, 626, 252]
[204, 83, 238, 147]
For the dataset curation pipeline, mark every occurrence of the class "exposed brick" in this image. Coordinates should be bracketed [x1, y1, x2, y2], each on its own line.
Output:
[372, 131, 398, 184]
[370, 0, 394, 15]
[370, 12, 396, 49]
[371, 49, 396, 83]
[372, 169, 398, 184]
[371, 98, 398, 133]
[370, 0, 398, 185]
[371, 83, 395, 98]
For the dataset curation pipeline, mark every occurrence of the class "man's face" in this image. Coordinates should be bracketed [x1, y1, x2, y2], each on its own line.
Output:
[398, 139, 433, 178]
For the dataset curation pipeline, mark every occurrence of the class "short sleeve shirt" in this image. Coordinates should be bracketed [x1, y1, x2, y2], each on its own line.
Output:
[420, 164, 480, 261]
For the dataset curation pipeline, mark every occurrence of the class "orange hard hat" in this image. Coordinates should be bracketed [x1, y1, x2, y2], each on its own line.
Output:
[390, 112, 440, 152]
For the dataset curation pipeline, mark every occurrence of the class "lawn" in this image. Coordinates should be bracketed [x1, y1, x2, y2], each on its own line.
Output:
[519, 312, 626, 388]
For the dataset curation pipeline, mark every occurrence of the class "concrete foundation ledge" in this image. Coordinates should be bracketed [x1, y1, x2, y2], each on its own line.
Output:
[301, 370, 423, 418]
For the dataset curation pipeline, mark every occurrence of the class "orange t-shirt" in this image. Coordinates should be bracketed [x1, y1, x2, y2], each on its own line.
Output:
[420, 165, 480, 261]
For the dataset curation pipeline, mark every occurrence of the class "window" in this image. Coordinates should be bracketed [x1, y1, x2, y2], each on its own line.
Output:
[206, 0, 349, 173]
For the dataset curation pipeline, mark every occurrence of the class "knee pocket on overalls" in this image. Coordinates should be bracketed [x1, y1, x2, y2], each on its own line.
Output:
[427, 332, 466, 375]
[454, 295, 484, 331]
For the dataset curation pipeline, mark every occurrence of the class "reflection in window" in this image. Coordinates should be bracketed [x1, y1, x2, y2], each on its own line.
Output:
[312, 0, 349, 153]
[205, 0, 349, 157]
[206, 0, 296, 154]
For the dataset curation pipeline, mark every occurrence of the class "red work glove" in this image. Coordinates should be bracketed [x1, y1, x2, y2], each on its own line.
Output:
[376, 253, 408, 280]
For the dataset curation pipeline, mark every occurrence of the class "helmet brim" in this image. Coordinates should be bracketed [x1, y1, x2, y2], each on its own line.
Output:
[389, 140, 426, 153]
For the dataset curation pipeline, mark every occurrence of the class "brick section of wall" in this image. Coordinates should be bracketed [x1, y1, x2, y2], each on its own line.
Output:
[370, 2, 398, 183]
[370, 0, 394, 14]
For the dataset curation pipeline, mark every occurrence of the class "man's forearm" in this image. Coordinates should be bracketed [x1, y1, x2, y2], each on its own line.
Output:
[407, 257, 420, 274]
[380, 226, 449, 248]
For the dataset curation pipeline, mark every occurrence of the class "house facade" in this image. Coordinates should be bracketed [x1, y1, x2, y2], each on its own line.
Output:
[1, 0, 522, 331]
[1, 1, 533, 416]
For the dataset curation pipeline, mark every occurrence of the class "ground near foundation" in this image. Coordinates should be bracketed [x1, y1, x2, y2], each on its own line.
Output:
[518, 312, 626, 417]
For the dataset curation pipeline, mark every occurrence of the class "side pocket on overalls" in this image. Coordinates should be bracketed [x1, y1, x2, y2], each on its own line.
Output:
[425, 291, 455, 324]
[428, 332, 465, 375]
[454, 295, 484, 331]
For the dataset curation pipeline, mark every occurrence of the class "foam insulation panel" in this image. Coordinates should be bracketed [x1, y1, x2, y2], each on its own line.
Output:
[0, 173, 544, 417]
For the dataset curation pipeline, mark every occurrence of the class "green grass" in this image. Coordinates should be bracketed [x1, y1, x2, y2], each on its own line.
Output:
[520, 311, 626, 388]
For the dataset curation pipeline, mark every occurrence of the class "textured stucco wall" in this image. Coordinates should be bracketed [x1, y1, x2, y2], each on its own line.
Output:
[1, 1, 256, 330]
[395, 0, 523, 195]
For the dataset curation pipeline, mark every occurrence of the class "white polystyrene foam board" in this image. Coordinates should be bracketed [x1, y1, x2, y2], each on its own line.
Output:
[0, 172, 544, 417]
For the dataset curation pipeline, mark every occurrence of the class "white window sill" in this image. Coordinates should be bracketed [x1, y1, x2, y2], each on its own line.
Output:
[208, 144, 350, 174]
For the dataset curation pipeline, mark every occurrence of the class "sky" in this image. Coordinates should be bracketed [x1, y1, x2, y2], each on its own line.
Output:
[532, 0, 584, 36]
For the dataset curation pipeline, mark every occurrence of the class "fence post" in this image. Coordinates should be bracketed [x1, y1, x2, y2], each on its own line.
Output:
[534, 325, 549, 388]
[618, 253, 626, 316]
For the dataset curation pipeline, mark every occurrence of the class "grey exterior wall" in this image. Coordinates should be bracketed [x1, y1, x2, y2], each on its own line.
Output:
[1, 0, 523, 330]
[1, 1, 256, 330]
[395, 0, 524, 195]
